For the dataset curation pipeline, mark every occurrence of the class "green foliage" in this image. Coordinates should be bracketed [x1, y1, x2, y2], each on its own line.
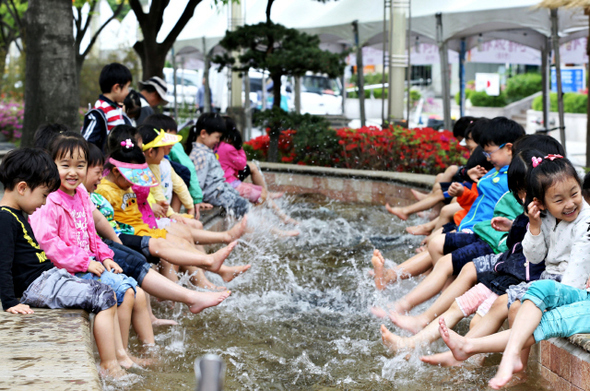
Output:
[349, 72, 387, 86]
[455, 88, 474, 105]
[532, 92, 588, 114]
[505, 73, 542, 103]
[105, 0, 131, 21]
[469, 90, 507, 107]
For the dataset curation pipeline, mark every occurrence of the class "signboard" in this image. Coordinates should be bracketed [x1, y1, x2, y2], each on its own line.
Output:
[551, 67, 585, 93]
[467, 40, 541, 65]
[475, 73, 501, 96]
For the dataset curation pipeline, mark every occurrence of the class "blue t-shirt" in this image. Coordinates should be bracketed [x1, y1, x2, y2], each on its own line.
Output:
[458, 165, 509, 233]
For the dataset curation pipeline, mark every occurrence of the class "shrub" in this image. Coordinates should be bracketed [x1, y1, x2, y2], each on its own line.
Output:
[455, 88, 473, 105]
[532, 92, 587, 114]
[469, 90, 507, 107]
[504, 73, 542, 103]
[0, 101, 24, 144]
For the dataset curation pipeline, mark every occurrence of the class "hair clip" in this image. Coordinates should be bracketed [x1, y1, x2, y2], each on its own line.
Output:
[532, 156, 543, 168]
[121, 139, 134, 149]
[545, 154, 563, 161]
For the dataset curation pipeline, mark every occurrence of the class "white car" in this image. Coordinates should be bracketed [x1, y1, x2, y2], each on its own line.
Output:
[163, 68, 201, 107]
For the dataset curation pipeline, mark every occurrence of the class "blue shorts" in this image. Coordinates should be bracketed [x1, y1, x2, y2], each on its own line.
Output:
[104, 240, 151, 285]
[75, 270, 137, 306]
[443, 233, 494, 276]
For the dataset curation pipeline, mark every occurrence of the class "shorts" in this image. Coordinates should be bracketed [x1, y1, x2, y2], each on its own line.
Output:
[20, 268, 116, 313]
[75, 270, 137, 306]
[103, 240, 151, 285]
[455, 283, 499, 317]
[237, 164, 251, 181]
[119, 234, 160, 264]
[473, 253, 502, 275]
[236, 182, 263, 204]
[156, 217, 172, 229]
[506, 271, 562, 308]
[441, 222, 457, 234]
[443, 233, 494, 276]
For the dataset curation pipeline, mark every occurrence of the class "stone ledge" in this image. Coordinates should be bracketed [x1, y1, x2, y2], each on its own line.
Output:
[0, 307, 101, 390]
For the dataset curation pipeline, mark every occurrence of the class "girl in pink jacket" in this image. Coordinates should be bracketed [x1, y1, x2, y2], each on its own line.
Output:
[30, 132, 155, 352]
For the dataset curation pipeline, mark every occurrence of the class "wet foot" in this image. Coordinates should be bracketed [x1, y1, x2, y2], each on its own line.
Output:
[392, 298, 412, 314]
[272, 228, 300, 237]
[370, 306, 388, 318]
[208, 241, 238, 272]
[389, 312, 427, 334]
[488, 350, 525, 389]
[151, 318, 178, 327]
[99, 363, 127, 379]
[411, 189, 428, 201]
[129, 354, 155, 367]
[420, 351, 464, 367]
[191, 270, 227, 291]
[188, 290, 231, 314]
[385, 203, 408, 220]
[371, 249, 396, 290]
[226, 216, 248, 243]
[380, 324, 414, 352]
[406, 224, 432, 236]
[269, 191, 284, 199]
[218, 264, 251, 282]
[439, 318, 471, 362]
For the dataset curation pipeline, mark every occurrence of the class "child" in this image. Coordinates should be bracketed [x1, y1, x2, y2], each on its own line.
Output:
[82, 63, 132, 150]
[184, 113, 250, 217]
[30, 132, 155, 351]
[84, 143, 233, 318]
[123, 89, 142, 126]
[0, 148, 129, 378]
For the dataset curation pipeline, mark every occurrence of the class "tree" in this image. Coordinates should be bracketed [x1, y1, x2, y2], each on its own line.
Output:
[0, 0, 26, 91]
[72, 0, 128, 82]
[22, 0, 79, 147]
[128, 0, 233, 81]
[213, 22, 346, 161]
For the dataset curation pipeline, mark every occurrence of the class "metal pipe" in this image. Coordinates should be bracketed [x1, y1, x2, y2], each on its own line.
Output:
[551, 9, 566, 155]
[405, 0, 411, 125]
[541, 37, 550, 133]
[352, 20, 366, 127]
[171, 46, 178, 120]
[436, 13, 452, 131]
[459, 38, 466, 118]
[381, 0, 390, 127]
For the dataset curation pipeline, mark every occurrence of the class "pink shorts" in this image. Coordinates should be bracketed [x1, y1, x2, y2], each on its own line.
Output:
[236, 182, 263, 203]
[455, 283, 499, 318]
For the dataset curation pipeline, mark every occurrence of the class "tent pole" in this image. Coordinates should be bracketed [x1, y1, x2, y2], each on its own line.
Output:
[586, 9, 590, 167]
[436, 13, 451, 131]
[203, 38, 212, 114]
[405, 0, 411, 125]
[171, 46, 179, 120]
[459, 38, 466, 118]
[551, 9, 566, 155]
[388, 0, 408, 125]
[352, 20, 366, 127]
[244, 72, 252, 141]
[541, 37, 549, 132]
[381, 0, 390, 128]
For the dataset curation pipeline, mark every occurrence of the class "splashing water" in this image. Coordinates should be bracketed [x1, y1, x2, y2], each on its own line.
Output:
[110, 194, 551, 391]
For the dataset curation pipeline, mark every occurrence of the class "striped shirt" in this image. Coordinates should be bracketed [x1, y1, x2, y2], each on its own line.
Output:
[94, 95, 125, 132]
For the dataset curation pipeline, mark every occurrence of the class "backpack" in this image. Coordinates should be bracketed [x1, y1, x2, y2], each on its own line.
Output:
[81, 108, 108, 152]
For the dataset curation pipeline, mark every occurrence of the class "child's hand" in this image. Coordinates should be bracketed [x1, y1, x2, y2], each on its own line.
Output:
[491, 217, 513, 232]
[103, 259, 122, 274]
[585, 275, 590, 290]
[186, 207, 196, 217]
[152, 202, 167, 218]
[196, 203, 213, 210]
[6, 303, 34, 314]
[527, 200, 543, 235]
[468, 165, 488, 183]
[87, 260, 105, 276]
[447, 182, 464, 197]
[193, 204, 201, 221]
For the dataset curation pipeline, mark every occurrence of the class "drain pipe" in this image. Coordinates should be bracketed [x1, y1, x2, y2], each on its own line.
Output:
[195, 354, 225, 391]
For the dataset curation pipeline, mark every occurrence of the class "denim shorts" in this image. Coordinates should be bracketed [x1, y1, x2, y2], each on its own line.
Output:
[75, 270, 137, 306]
[507, 271, 561, 308]
[443, 233, 494, 275]
[20, 268, 116, 313]
[103, 240, 151, 285]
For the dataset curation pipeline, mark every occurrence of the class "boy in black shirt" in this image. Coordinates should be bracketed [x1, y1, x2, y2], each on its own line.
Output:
[0, 148, 127, 378]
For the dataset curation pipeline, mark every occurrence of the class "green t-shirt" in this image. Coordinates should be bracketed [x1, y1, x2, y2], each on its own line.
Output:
[168, 143, 203, 204]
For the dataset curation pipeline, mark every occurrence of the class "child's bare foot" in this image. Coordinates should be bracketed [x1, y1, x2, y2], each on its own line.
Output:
[411, 189, 428, 201]
[191, 269, 227, 291]
[488, 350, 525, 389]
[439, 318, 471, 362]
[392, 298, 412, 314]
[389, 312, 428, 334]
[117, 354, 136, 369]
[208, 241, 237, 272]
[283, 217, 299, 225]
[371, 249, 394, 290]
[226, 216, 248, 243]
[370, 306, 388, 318]
[99, 363, 127, 379]
[152, 318, 178, 327]
[420, 351, 464, 367]
[406, 224, 432, 236]
[380, 324, 414, 352]
[218, 264, 251, 282]
[129, 354, 155, 367]
[269, 191, 284, 199]
[385, 203, 408, 220]
[271, 228, 300, 237]
[188, 290, 231, 313]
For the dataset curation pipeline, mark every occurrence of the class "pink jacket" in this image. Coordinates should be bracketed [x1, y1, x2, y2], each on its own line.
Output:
[216, 141, 247, 183]
[30, 186, 114, 274]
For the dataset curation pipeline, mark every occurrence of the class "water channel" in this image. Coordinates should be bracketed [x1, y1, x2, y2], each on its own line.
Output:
[109, 194, 551, 391]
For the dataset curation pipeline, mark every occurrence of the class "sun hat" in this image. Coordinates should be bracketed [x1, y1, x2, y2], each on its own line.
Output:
[138, 76, 169, 105]
[142, 129, 183, 151]
[109, 157, 158, 187]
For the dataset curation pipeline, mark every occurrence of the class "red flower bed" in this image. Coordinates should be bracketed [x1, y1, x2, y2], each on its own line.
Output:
[243, 125, 468, 175]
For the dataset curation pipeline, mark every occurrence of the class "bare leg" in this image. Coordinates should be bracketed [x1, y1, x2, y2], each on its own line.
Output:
[181, 266, 226, 290]
[385, 188, 445, 221]
[131, 288, 156, 345]
[117, 289, 135, 350]
[411, 189, 429, 201]
[371, 250, 433, 290]
[426, 231, 447, 264]
[94, 304, 126, 378]
[171, 193, 182, 213]
[150, 235, 238, 271]
[432, 203, 462, 232]
[141, 268, 231, 313]
[392, 255, 453, 314]
[406, 218, 437, 236]
[390, 262, 476, 333]
[158, 260, 179, 282]
[145, 291, 177, 327]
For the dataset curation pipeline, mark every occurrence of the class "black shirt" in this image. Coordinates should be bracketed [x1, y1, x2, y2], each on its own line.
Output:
[0, 206, 54, 310]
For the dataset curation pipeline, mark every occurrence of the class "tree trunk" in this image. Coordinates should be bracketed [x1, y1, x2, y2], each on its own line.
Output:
[267, 72, 283, 162]
[134, 40, 167, 80]
[22, 0, 79, 147]
[0, 48, 8, 93]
